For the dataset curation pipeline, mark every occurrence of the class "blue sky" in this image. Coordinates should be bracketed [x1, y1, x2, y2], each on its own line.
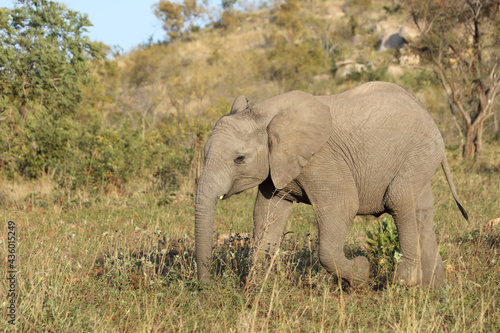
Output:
[4, 0, 167, 52]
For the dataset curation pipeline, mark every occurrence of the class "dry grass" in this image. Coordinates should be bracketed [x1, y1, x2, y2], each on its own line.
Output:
[0, 145, 499, 332]
[0, 176, 56, 205]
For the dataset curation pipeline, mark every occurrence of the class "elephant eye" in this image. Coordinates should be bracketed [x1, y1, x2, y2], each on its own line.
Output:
[234, 156, 245, 164]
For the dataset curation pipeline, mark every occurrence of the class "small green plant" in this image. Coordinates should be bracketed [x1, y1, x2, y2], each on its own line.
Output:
[366, 217, 401, 272]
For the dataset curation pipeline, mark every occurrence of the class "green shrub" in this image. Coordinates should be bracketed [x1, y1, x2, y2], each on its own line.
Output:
[266, 37, 327, 91]
[0, 107, 79, 179]
[342, 65, 391, 84]
[400, 70, 439, 92]
[365, 217, 402, 273]
[354, 0, 372, 10]
[0, 0, 101, 180]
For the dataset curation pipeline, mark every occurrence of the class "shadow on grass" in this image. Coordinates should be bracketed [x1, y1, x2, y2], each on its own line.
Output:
[91, 234, 397, 292]
[477, 162, 500, 176]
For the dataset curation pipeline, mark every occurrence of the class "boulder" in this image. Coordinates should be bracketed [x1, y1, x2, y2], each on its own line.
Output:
[335, 59, 375, 78]
[379, 31, 408, 51]
[378, 24, 420, 51]
[399, 46, 420, 66]
[398, 25, 419, 41]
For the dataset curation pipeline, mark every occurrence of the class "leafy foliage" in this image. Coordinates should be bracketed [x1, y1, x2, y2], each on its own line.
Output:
[366, 217, 402, 273]
[1, 0, 499, 190]
[0, 1, 201, 192]
[275, 0, 303, 43]
[153, 0, 205, 40]
[266, 36, 327, 90]
[403, 0, 500, 160]
[0, 0, 102, 178]
[0, 0, 101, 117]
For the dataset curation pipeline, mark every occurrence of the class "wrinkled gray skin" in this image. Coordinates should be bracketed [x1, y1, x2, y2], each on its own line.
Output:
[195, 82, 468, 288]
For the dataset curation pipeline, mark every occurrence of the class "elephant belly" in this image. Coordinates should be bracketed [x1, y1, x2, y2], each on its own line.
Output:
[355, 174, 393, 216]
[356, 191, 387, 216]
[357, 201, 386, 217]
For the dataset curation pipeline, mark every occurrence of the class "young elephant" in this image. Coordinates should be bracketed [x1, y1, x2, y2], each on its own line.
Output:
[195, 82, 468, 288]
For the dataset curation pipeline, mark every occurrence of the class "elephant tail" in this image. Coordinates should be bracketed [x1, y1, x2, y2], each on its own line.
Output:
[441, 157, 469, 222]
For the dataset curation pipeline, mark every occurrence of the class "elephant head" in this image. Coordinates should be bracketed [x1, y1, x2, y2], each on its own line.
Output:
[195, 91, 332, 282]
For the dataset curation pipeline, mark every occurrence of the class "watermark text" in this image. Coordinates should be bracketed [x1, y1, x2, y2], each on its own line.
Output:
[6, 221, 17, 325]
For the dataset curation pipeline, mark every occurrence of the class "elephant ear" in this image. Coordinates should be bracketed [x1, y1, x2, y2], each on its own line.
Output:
[267, 91, 332, 189]
[230, 95, 249, 114]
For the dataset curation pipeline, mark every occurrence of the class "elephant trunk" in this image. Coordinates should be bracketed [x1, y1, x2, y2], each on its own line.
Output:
[194, 191, 217, 282]
[194, 161, 231, 282]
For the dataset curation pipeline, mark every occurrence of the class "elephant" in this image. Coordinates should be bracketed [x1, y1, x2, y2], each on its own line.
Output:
[195, 81, 468, 288]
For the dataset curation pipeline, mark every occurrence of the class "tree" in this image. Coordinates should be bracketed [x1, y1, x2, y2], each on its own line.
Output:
[403, 0, 500, 161]
[275, 0, 303, 43]
[217, 0, 239, 32]
[221, 0, 237, 10]
[0, 0, 102, 118]
[0, 0, 102, 178]
[153, 0, 205, 41]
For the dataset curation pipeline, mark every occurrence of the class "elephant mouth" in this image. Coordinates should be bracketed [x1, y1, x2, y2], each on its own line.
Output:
[221, 178, 258, 200]
[219, 190, 243, 201]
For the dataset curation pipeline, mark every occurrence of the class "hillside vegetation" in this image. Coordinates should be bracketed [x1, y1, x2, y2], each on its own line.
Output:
[0, 0, 499, 331]
[1, 0, 498, 189]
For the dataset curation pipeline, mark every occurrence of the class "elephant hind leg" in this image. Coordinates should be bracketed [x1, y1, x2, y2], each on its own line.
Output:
[417, 184, 445, 287]
[384, 174, 422, 286]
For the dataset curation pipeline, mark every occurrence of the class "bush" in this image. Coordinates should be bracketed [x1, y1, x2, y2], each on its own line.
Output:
[266, 37, 327, 91]
[0, 0, 101, 179]
[365, 217, 402, 276]
[342, 65, 391, 84]
[400, 69, 439, 92]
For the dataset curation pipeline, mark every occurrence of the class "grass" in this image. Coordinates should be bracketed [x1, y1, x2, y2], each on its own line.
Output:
[1, 145, 499, 332]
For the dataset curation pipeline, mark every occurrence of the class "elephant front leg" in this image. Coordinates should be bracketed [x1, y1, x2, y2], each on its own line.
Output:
[247, 180, 292, 288]
[305, 178, 369, 288]
[313, 204, 370, 288]
[252, 180, 293, 260]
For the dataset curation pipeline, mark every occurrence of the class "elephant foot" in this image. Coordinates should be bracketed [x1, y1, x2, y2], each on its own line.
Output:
[348, 256, 370, 288]
[426, 271, 445, 288]
[394, 259, 422, 286]
[421, 260, 445, 288]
